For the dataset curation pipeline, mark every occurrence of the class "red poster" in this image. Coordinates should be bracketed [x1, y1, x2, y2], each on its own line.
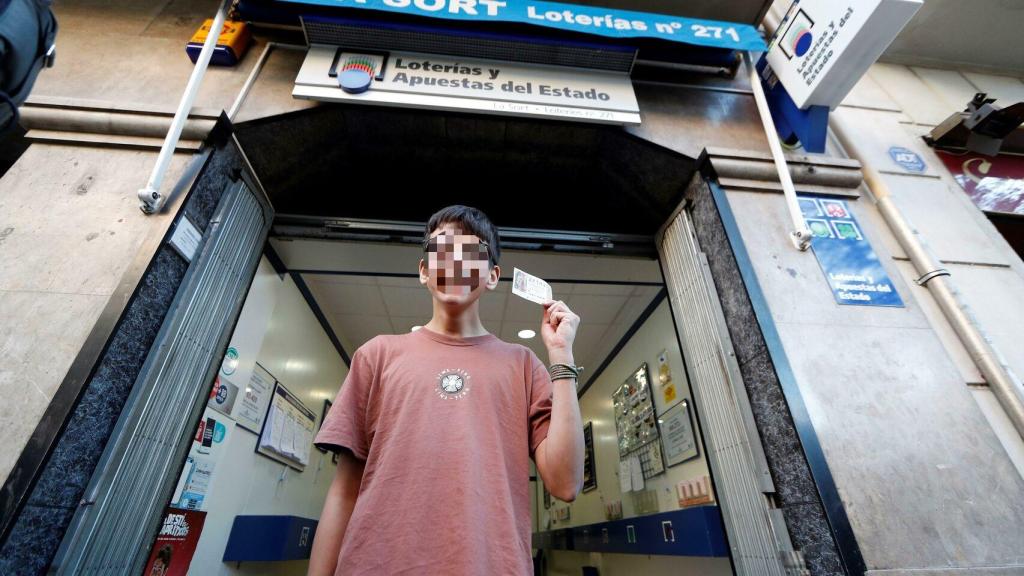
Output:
[142, 509, 206, 576]
[936, 150, 1024, 216]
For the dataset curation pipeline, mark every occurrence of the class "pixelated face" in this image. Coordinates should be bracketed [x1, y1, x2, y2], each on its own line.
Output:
[424, 228, 490, 296]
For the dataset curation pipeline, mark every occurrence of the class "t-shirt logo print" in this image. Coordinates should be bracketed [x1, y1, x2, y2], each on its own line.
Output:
[436, 368, 471, 400]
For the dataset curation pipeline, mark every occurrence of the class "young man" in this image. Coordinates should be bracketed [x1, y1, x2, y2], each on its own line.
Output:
[308, 205, 585, 575]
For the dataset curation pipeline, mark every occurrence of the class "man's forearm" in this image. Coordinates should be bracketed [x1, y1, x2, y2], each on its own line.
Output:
[544, 349, 585, 500]
[309, 453, 363, 576]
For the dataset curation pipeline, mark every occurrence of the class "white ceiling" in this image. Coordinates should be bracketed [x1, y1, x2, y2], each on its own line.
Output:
[303, 274, 663, 378]
[270, 237, 664, 283]
[271, 237, 665, 382]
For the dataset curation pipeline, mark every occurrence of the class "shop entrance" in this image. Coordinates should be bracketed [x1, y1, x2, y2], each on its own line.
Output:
[52, 105, 797, 575]
[163, 235, 726, 576]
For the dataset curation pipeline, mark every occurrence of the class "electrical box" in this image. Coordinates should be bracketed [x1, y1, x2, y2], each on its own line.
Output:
[187, 19, 252, 66]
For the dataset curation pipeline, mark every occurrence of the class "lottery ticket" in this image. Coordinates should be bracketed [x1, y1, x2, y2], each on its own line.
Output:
[511, 267, 552, 304]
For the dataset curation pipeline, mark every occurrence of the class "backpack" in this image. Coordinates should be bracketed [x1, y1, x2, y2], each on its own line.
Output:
[0, 0, 57, 134]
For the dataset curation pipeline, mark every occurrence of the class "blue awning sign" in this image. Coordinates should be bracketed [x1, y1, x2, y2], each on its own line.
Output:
[279, 0, 766, 51]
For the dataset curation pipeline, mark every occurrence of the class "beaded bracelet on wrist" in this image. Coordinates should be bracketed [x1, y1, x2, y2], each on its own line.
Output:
[548, 363, 582, 381]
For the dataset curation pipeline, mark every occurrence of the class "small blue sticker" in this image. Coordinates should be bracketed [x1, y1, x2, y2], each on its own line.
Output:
[888, 146, 926, 173]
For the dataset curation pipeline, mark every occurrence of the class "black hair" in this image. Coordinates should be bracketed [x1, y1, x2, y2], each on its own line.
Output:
[424, 205, 501, 268]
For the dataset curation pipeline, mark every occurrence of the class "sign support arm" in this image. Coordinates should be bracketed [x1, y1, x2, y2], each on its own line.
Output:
[743, 51, 812, 251]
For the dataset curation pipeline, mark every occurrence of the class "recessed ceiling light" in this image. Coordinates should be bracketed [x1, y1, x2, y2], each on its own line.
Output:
[411, 325, 422, 331]
[518, 329, 535, 339]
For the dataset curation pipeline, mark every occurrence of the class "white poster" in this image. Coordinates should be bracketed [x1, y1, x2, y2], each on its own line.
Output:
[234, 362, 275, 433]
[619, 458, 633, 493]
[171, 407, 235, 511]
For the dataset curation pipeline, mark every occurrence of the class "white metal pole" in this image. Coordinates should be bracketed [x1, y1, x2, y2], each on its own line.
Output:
[742, 51, 813, 251]
[138, 0, 232, 214]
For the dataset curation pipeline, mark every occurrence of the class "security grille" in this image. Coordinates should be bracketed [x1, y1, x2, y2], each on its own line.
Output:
[54, 179, 272, 575]
[659, 206, 790, 575]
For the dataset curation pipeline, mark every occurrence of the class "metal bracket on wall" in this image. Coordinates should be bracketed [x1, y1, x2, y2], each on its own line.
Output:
[915, 268, 951, 286]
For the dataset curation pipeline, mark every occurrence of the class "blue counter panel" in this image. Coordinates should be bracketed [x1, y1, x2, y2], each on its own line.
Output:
[222, 515, 319, 562]
[533, 506, 727, 557]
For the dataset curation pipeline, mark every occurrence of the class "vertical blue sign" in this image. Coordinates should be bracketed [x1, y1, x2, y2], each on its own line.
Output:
[798, 195, 904, 307]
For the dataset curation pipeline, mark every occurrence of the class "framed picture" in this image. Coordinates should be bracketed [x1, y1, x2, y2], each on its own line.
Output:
[582, 422, 597, 493]
[660, 399, 699, 467]
[316, 399, 333, 453]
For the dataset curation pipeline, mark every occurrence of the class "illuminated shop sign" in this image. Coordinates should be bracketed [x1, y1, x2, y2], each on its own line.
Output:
[281, 0, 765, 50]
[294, 46, 642, 124]
[764, 0, 920, 109]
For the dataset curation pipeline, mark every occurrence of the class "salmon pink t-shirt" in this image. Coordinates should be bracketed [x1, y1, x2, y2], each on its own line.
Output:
[314, 326, 554, 575]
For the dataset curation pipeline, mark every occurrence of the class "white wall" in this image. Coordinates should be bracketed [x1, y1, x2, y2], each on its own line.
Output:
[536, 299, 731, 575]
[718, 48, 1024, 570]
[834, 63, 1024, 479]
[185, 257, 349, 576]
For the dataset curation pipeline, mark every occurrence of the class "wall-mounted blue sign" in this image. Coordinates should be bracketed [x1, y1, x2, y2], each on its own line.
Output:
[888, 146, 927, 173]
[798, 195, 904, 308]
[280, 0, 765, 50]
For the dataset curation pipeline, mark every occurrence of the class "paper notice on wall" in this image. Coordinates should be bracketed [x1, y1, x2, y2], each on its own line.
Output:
[619, 459, 632, 493]
[172, 407, 234, 511]
[177, 456, 214, 510]
[235, 363, 275, 433]
[269, 405, 284, 447]
[630, 455, 645, 492]
[282, 413, 297, 457]
[257, 383, 317, 471]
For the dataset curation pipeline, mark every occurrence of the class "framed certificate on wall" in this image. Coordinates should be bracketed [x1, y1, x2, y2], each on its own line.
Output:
[660, 399, 699, 467]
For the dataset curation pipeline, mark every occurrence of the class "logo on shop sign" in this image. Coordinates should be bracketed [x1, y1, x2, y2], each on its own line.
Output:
[779, 9, 814, 59]
[334, 52, 387, 94]
[436, 368, 470, 400]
